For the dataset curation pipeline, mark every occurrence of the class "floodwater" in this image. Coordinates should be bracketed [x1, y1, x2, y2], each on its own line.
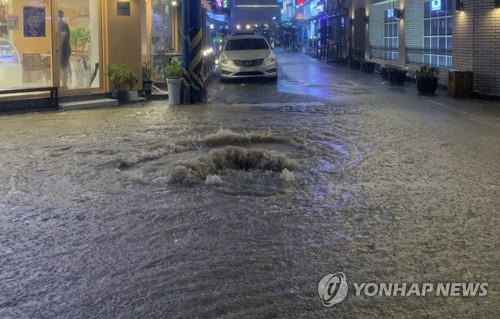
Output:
[1, 51, 500, 318]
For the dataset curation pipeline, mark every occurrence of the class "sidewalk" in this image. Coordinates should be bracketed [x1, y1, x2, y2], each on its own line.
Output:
[285, 48, 500, 118]
[1, 50, 499, 116]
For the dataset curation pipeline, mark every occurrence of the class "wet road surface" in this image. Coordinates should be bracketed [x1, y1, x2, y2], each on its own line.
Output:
[1, 49, 499, 318]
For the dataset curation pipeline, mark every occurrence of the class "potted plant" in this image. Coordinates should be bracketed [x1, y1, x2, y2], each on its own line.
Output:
[143, 61, 153, 96]
[164, 58, 183, 105]
[416, 65, 440, 96]
[106, 64, 137, 103]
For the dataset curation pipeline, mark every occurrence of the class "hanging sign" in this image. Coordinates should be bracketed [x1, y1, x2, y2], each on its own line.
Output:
[431, 0, 442, 11]
[23, 6, 45, 37]
[387, 8, 394, 18]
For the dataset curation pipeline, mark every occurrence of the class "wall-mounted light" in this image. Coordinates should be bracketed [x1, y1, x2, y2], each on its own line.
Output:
[455, 0, 464, 11]
[396, 9, 404, 19]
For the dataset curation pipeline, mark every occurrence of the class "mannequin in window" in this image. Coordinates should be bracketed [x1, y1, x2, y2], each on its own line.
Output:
[58, 9, 71, 89]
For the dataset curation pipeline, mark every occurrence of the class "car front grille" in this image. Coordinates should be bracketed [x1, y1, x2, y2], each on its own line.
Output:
[234, 71, 264, 76]
[232, 59, 264, 67]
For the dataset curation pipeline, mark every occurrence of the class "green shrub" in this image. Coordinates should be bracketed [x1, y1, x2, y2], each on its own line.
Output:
[164, 58, 183, 79]
[416, 65, 439, 78]
[106, 64, 137, 91]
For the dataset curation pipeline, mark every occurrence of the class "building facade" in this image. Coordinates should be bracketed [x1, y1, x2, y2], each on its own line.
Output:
[350, 0, 500, 97]
[231, 0, 280, 32]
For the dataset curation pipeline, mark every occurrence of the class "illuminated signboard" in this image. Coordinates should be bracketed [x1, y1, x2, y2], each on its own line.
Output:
[387, 8, 394, 18]
[431, 0, 442, 11]
[297, 0, 304, 6]
[317, 4, 324, 13]
[223, 0, 228, 7]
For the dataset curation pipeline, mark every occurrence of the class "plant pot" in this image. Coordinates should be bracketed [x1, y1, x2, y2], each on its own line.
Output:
[361, 61, 376, 73]
[143, 80, 153, 95]
[416, 76, 439, 95]
[117, 90, 129, 103]
[167, 78, 183, 105]
[388, 69, 407, 85]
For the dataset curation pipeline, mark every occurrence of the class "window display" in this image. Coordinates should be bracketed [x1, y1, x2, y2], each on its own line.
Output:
[0, 36, 22, 88]
[0, 36, 20, 65]
[0, 0, 103, 94]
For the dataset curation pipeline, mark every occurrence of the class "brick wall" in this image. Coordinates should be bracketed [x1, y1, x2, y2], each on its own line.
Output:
[353, 0, 500, 96]
[469, 0, 500, 96]
[368, 4, 384, 50]
[404, 1, 424, 49]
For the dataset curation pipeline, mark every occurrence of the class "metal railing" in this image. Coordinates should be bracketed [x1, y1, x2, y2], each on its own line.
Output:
[369, 46, 398, 61]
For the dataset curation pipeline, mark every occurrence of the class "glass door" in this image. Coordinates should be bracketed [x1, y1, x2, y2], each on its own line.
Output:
[58, 0, 100, 91]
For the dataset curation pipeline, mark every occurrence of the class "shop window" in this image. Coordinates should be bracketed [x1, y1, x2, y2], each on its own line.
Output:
[0, 1, 52, 89]
[383, 9, 399, 61]
[59, 0, 100, 90]
[151, 0, 178, 82]
[423, 0, 452, 68]
[0, 1, 100, 90]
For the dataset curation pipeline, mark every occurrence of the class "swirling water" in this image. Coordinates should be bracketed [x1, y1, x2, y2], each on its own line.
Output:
[0, 101, 371, 318]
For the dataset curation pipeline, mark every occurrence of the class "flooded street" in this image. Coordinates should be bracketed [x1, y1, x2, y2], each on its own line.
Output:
[1, 50, 499, 318]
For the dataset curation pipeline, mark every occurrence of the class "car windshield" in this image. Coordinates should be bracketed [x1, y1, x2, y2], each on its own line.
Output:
[225, 38, 269, 51]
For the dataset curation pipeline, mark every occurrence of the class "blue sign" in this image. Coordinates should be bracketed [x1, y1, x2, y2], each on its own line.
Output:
[387, 8, 394, 18]
[431, 0, 442, 11]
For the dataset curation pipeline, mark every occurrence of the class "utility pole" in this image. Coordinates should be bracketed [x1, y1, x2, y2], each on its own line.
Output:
[182, 0, 204, 104]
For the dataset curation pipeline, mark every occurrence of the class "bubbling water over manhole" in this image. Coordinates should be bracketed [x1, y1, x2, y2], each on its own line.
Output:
[115, 129, 308, 169]
[168, 145, 299, 186]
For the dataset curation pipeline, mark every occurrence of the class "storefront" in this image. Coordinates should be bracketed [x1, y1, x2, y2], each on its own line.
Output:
[0, 0, 101, 93]
[0, 0, 145, 100]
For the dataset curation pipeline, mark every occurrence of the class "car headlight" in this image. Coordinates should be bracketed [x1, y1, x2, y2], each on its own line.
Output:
[266, 54, 276, 64]
[220, 55, 229, 64]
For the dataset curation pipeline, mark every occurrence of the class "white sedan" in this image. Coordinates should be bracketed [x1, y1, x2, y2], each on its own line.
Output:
[218, 35, 278, 82]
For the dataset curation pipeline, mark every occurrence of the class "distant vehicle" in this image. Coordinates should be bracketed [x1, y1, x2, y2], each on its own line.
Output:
[218, 34, 277, 82]
[231, 31, 257, 36]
